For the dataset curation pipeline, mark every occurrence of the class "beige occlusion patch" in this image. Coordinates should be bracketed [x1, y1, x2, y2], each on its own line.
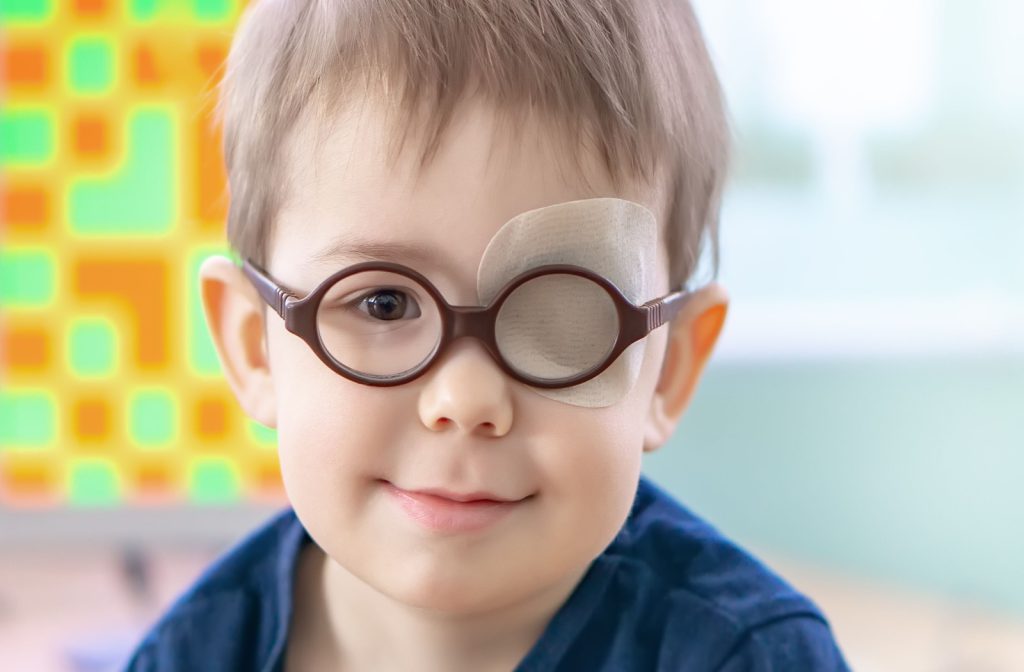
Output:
[477, 197, 658, 407]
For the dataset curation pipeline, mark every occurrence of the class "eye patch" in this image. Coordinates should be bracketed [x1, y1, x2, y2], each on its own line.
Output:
[477, 197, 658, 407]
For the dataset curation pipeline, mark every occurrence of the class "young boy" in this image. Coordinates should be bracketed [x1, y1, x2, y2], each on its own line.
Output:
[125, 1, 851, 670]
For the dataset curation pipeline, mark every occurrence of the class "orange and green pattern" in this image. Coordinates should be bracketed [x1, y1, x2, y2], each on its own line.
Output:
[1, 0, 285, 507]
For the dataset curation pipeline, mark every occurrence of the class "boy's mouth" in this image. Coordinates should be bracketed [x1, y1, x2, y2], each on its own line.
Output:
[379, 480, 534, 534]
[392, 484, 520, 503]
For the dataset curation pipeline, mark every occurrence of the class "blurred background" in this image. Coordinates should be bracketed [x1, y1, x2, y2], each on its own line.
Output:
[1, 0, 1021, 670]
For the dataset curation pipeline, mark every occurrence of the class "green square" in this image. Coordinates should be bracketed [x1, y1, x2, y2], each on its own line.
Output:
[0, 391, 55, 448]
[0, 0, 52, 22]
[129, 389, 177, 447]
[246, 419, 278, 448]
[0, 249, 55, 306]
[68, 318, 118, 377]
[189, 457, 240, 503]
[130, 0, 160, 20]
[69, 459, 120, 506]
[195, 0, 232, 21]
[68, 38, 115, 94]
[0, 110, 54, 165]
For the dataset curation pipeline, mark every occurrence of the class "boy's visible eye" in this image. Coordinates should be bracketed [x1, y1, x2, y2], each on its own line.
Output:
[356, 289, 422, 321]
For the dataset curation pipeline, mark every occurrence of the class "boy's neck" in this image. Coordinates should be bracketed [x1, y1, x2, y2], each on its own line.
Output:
[288, 543, 587, 672]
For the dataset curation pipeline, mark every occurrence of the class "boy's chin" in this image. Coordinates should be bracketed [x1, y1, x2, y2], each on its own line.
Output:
[375, 568, 529, 616]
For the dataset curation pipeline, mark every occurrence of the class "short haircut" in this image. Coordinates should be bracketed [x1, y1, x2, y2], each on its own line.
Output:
[215, 0, 730, 288]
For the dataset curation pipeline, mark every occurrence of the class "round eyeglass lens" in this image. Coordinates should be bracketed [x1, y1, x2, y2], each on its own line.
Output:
[495, 273, 619, 381]
[315, 270, 442, 378]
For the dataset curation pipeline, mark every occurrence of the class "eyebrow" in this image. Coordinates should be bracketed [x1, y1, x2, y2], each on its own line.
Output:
[311, 237, 449, 270]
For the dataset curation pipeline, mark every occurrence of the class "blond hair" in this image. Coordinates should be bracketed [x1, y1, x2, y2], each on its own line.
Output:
[215, 0, 730, 288]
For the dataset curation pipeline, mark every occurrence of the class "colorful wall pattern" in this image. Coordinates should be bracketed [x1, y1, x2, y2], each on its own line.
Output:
[0, 0, 286, 507]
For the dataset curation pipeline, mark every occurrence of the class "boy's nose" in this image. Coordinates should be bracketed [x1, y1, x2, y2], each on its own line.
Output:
[417, 340, 513, 437]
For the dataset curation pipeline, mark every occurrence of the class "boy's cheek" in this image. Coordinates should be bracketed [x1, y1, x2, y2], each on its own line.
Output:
[265, 322, 324, 381]
[530, 405, 644, 483]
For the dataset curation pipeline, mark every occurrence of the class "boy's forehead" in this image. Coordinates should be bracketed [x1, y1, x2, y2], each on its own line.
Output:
[273, 95, 668, 281]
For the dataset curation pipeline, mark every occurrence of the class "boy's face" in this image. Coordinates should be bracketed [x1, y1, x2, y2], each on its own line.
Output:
[211, 94, 722, 615]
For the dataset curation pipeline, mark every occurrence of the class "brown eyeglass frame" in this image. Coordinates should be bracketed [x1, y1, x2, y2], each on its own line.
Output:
[241, 259, 694, 389]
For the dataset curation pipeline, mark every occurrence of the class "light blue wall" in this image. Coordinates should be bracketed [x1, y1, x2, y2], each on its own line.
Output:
[643, 356, 1024, 615]
[644, 0, 1024, 616]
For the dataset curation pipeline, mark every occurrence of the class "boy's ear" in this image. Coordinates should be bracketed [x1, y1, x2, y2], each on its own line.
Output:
[198, 255, 278, 428]
[643, 283, 729, 453]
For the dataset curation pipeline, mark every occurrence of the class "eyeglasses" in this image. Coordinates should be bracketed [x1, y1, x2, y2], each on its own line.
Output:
[241, 259, 693, 388]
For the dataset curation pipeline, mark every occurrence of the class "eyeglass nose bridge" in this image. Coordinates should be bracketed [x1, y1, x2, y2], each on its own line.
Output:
[437, 304, 505, 368]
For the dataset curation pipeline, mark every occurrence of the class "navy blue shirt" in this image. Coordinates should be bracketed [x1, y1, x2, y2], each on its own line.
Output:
[123, 476, 851, 671]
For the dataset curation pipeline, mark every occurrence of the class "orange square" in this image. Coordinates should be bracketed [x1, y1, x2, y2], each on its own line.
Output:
[136, 464, 172, 492]
[74, 0, 108, 17]
[3, 187, 49, 229]
[74, 114, 108, 156]
[2, 327, 50, 370]
[74, 399, 111, 440]
[133, 45, 162, 85]
[259, 464, 283, 491]
[4, 46, 47, 85]
[3, 462, 55, 498]
[196, 397, 228, 437]
[197, 43, 226, 79]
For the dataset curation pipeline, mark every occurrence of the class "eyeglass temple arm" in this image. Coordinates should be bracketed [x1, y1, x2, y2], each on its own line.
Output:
[241, 260, 295, 319]
[642, 288, 693, 333]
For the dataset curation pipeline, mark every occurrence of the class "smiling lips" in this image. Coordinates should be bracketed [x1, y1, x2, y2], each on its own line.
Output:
[382, 481, 529, 534]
